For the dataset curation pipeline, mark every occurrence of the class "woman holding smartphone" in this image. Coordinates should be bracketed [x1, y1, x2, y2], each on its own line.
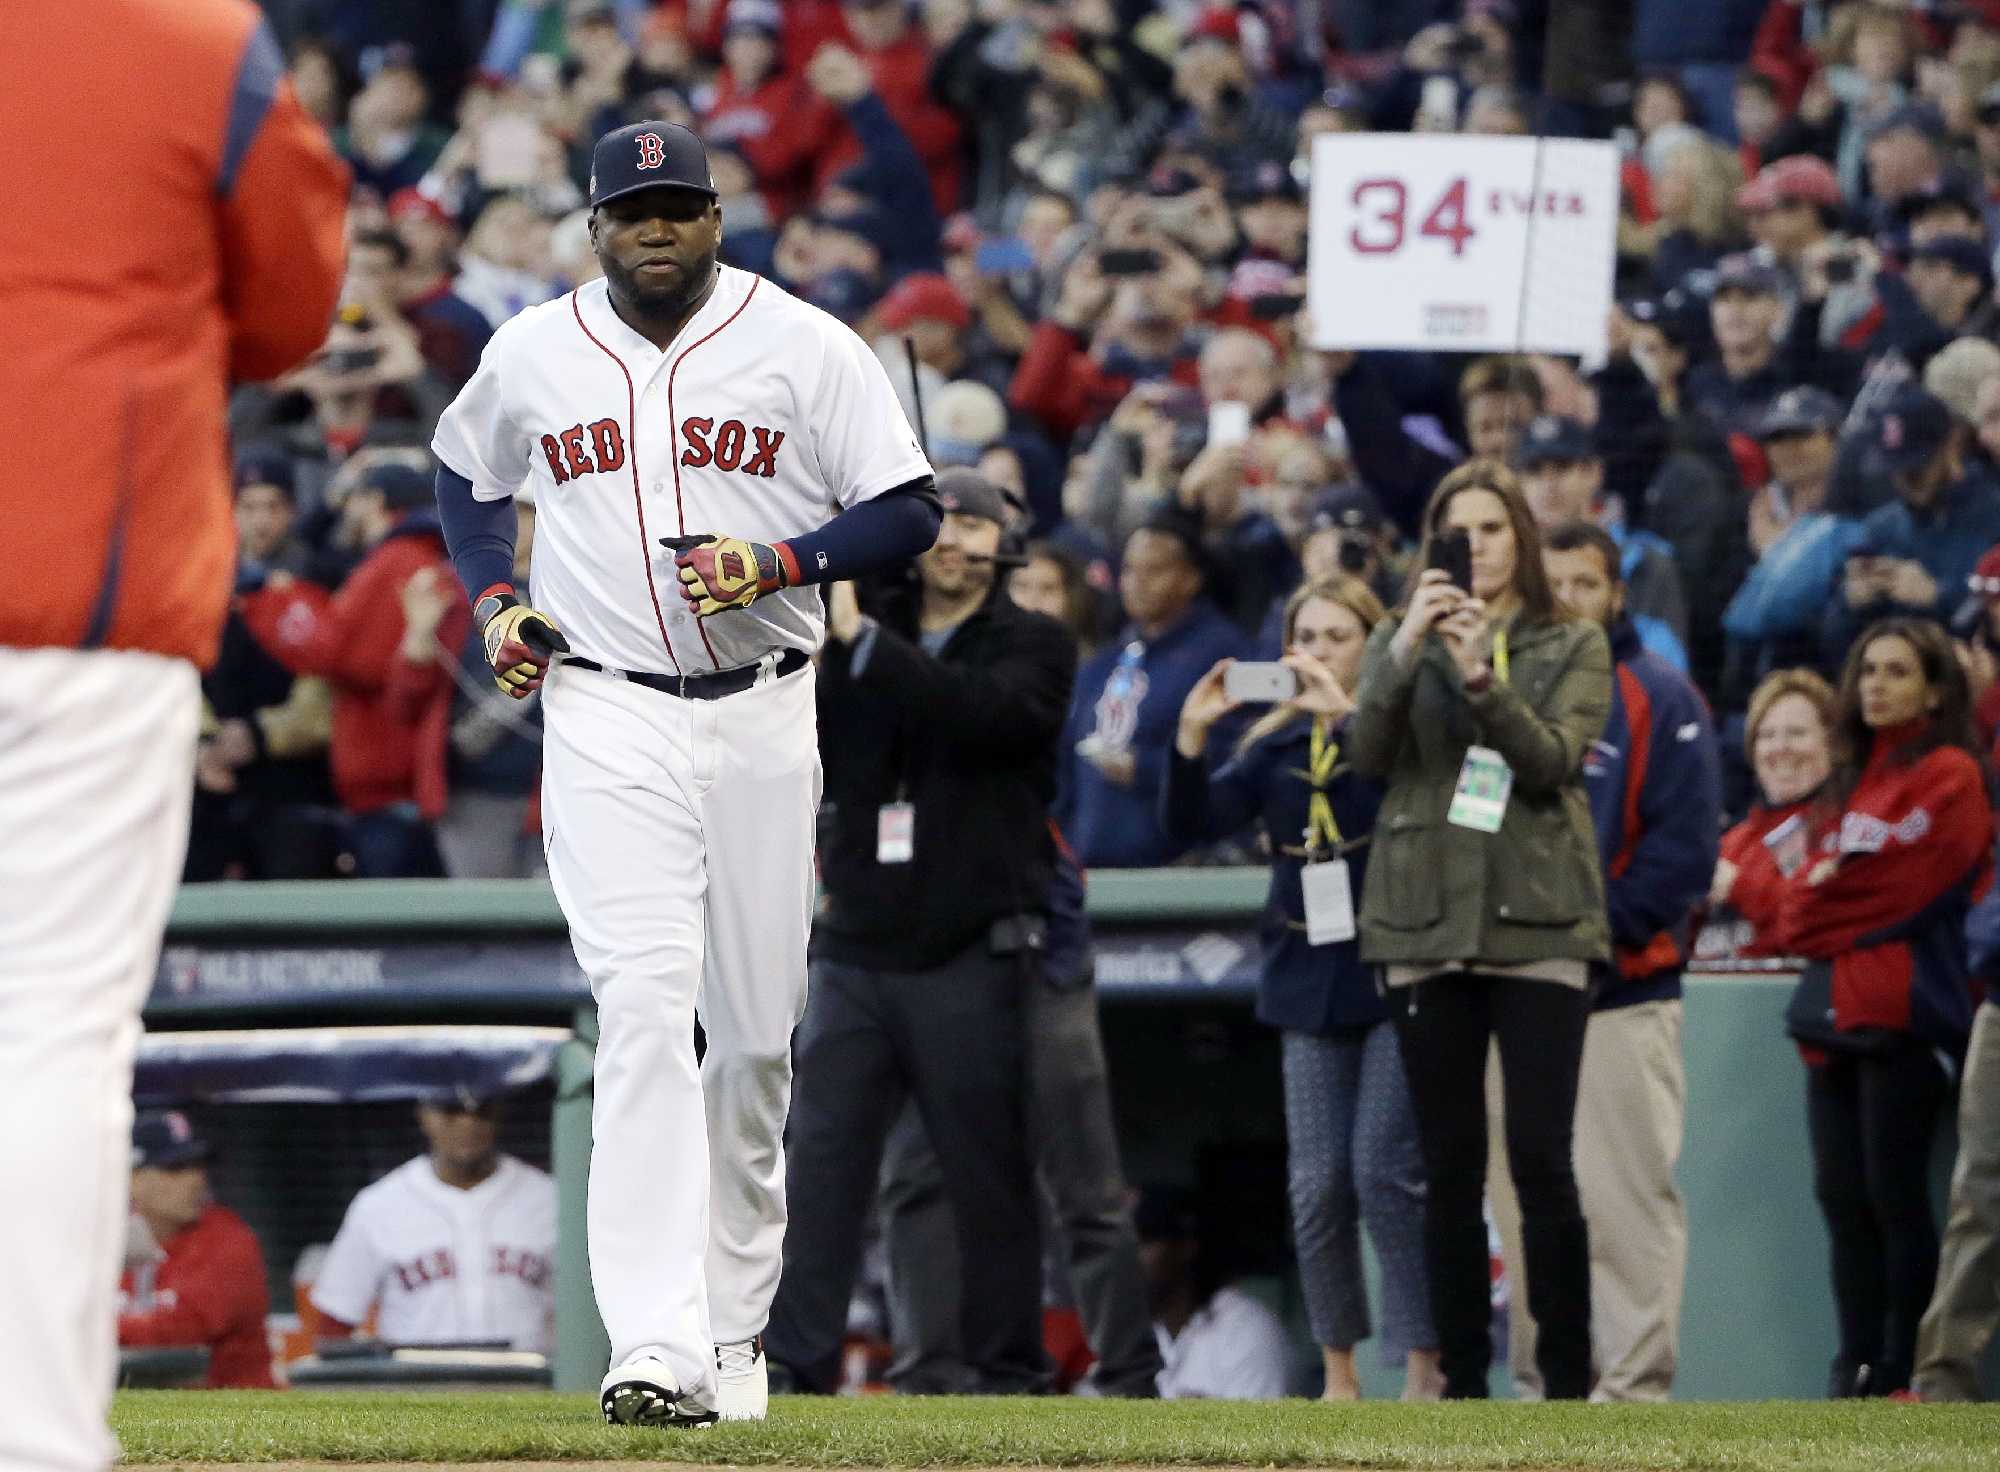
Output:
[1164, 575, 1440, 1401]
[1347, 459, 1613, 1400]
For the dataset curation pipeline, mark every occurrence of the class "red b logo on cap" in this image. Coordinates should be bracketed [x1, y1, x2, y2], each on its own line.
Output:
[635, 132, 666, 170]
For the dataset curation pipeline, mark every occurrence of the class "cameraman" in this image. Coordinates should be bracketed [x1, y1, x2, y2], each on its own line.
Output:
[766, 469, 1076, 1397]
[1347, 460, 1613, 1400]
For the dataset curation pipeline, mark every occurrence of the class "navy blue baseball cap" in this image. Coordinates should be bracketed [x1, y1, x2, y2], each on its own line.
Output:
[589, 121, 717, 210]
[1857, 382, 1954, 476]
[1514, 414, 1597, 467]
[133, 1111, 213, 1170]
[1910, 235, 1995, 292]
[1756, 385, 1842, 441]
[360, 460, 433, 511]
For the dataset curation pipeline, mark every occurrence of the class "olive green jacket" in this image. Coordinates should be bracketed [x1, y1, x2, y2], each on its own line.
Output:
[1348, 613, 1613, 969]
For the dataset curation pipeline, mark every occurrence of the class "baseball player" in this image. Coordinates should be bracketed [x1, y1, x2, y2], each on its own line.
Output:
[311, 1090, 557, 1353]
[429, 120, 941, 1426]
[0, 3, 347, 1467]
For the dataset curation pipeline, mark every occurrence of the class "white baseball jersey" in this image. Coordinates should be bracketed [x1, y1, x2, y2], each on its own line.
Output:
[310, 1155, 557, 1353]
[432, 266, 933, 674]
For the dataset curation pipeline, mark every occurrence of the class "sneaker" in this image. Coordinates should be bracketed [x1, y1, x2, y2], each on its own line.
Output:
[716, 1336, 768, 1422]
[601, 1354, 719, 1428]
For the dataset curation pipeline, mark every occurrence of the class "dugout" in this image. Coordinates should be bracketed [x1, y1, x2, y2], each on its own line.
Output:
[146, 874, 1999, 1401]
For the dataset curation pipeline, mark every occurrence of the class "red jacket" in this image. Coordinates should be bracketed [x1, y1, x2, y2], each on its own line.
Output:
[1, 0, 348, 668]
[1009, 323, 1203, 443]
[703, 70, 840, 219]
[119, 1205, 275, 1389]
[814, 29, 963, 215]
[241, 520, 469, 818]
[1719, 797, 1822, 958]
[1776, 728, 1992, 1043]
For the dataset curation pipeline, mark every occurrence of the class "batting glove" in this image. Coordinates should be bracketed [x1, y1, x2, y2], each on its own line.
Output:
[663, 534, 797, 618]
[475, 589, 569, 698]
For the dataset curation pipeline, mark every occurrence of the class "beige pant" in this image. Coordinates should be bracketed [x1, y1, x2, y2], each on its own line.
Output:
[0, 648, 199, 1471]
[1913, 1002, 2000, 1400]
[1488, 998, 1687, 1401]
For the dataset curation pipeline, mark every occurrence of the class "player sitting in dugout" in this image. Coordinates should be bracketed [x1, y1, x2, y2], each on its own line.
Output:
[119, 1111, 276, 1389]
[307, 1087, 557, 1354]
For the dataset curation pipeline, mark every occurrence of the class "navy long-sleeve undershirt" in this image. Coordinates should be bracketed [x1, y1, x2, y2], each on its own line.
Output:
[434, 467, 942, 603]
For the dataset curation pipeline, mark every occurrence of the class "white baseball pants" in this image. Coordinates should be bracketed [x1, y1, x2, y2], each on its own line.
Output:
[0, 647, 197, 1472]
[541, 659, 818, 1401]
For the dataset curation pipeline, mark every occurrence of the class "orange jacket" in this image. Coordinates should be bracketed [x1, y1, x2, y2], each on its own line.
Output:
[0, 0, 348, 668]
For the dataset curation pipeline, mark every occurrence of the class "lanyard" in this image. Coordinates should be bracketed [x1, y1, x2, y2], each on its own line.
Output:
[1304, 719, 1342, 854]
[1492, 627, 1510, 684]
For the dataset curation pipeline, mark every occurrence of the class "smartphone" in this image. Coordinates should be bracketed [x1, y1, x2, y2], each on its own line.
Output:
[1224, 661, 1298, 704]
[1428, 528, 1473, 591]
[1248, 292, 1305, 321]
[323, 344, 382, 375]
[1207, 400, 1252, 449]
[974, 236, 1035, 276]
[1098, 247, 1162, 278]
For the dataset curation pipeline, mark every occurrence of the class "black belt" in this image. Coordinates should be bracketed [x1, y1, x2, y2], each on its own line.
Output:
[562, 647, 808, 700]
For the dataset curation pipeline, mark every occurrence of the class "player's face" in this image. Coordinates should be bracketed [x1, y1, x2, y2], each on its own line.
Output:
[590, 186, 722, 316]
[921, 512, 1002, 600]
[419, 1102, 502, 1174]
[131, 1164, 210, 1234]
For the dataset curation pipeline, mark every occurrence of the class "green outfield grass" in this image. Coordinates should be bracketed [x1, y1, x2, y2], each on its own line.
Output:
[109, 1391, 2000, 1469]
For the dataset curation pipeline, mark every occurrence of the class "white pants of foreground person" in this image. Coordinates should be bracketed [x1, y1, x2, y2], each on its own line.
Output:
[0, 648, 198, 1471]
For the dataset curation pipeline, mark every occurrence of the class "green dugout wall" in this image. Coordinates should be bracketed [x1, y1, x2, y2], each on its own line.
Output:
[152, 874, 1994, 1401]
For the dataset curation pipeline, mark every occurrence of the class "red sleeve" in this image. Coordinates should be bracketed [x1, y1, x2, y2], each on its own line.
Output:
[1009, 322, 1102, 440]
[385, 594, 471, 724]
[243, 557, 401, 692]
[729, 82, 839, 190]
[1749, 0, 1814, 110]
[217, 31, 350, 382]
[1780, 754, 1994, 956]
[1723, 820, 1798, 944]
[119, 1219, 266, 1348]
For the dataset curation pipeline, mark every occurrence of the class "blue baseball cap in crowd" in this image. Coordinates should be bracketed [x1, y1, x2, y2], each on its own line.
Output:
[1859, 382, 1955, 476]
[1711, 253, 1787, 298]
[589, 121, 717, 210]
[1756, 386, 1843, 441]
[132, 1111, 213, 1170]
[361, 460, 434, 511]
[1514, 414, 1597, 467]
[1909, 235, 1995, 292]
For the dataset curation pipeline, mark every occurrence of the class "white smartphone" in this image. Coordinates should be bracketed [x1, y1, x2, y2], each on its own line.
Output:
[1224, 661, 1297, 703]
[1207, 400, 1252, 449]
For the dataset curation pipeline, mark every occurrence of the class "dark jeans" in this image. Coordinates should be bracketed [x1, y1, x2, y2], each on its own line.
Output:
[1389, 972, 1592, 1399]
[765, 939, 1048, 1395]
[1806, 1042, 1952, 1396]
[878, 978, 1161, 1396]
[343, 802, 445, 878]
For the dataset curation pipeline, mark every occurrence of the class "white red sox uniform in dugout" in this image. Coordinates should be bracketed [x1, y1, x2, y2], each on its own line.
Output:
[431, 119, 938, 1427]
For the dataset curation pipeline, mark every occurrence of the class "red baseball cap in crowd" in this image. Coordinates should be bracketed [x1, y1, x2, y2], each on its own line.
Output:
[876, 273, 970, 332]
[388, 187, 454, 227]
[1738, 155, 1841, 214]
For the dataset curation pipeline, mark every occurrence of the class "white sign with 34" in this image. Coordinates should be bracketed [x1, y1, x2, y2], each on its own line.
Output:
[1306, 133, 1619, 356]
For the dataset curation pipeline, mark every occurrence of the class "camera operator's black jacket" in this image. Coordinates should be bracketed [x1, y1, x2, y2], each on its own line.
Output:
[813, 580, 1078, 972]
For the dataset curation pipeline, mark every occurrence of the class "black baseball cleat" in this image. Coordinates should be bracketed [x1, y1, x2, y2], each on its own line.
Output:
[600, 1354, 719, 1428]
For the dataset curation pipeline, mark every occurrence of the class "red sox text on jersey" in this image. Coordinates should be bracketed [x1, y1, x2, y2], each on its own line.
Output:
[538, 418, 786, 484]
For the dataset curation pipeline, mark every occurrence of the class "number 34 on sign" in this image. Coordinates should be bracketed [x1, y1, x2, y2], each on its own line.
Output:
[1305, 134, 1618, 357]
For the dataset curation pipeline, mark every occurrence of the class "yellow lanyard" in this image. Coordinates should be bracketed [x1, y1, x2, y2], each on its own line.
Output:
[1492, 627, 1510, 684]
[1304, 719, 1342, 854]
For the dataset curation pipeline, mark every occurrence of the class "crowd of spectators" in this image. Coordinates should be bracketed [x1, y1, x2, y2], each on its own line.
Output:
[176, 0, 2000, 1403]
